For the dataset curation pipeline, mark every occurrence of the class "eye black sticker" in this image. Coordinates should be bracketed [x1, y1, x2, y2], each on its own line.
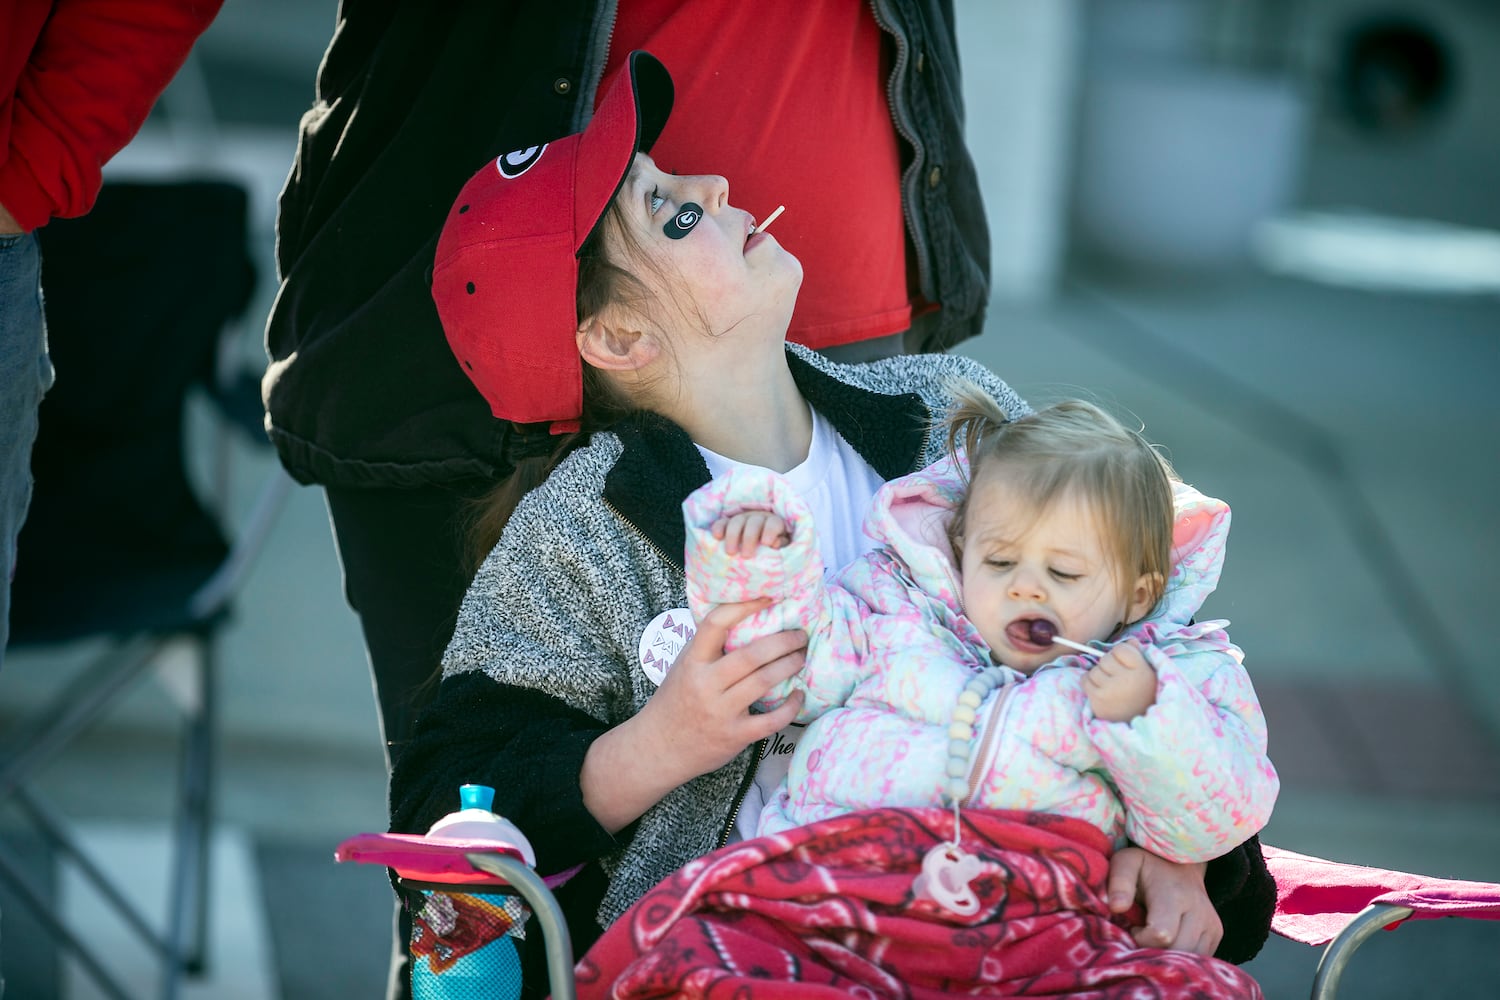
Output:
[496, 145, 547, 178]
[664, 203, 703, 239]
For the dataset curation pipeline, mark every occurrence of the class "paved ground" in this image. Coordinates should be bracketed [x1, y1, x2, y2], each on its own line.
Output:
[2, 2, 1498, 997]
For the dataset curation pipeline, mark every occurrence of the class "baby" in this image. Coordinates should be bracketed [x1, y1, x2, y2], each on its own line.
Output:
[684, 383, 1278, 863]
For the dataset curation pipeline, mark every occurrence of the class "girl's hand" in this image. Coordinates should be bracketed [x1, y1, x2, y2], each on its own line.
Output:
[712, 510, 792, 555]
[1106, 848, 1223, 955]
[1085, 639, 1156, 722]
[647, 598, 806, 777]
[582, 599, 805, 833]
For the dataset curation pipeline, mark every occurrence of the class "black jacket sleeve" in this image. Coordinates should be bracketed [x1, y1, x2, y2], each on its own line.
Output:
[388, 670, 625, 875]
[1206, 834, 1276, 964]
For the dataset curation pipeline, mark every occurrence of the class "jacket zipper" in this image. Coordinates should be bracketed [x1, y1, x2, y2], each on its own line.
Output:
[602, 496, 680, 569]
[965, 681, 1013, 802]
[576, 0, 621, 131]
[717, 742, 764, 848]
[866, 0, 933, 300]
[912, 419, 935, 470]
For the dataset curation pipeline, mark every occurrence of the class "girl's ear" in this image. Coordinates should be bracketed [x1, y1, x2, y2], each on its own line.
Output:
[577, 314, 660, 373]
[1124, 572, 1163, 625]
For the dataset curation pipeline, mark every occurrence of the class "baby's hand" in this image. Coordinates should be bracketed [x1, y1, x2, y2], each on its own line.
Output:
[1085, 640, 1157, 722]
[712, 510, 792, 556]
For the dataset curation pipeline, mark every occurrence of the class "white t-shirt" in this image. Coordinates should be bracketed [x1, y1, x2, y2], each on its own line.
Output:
[697, 404, 887, 841]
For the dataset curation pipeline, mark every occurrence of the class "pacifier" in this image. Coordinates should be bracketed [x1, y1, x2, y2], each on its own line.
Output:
[913, 842, 984, 916]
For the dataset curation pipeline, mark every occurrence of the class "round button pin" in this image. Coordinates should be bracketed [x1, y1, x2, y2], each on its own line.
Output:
[638, 609, 697, 686]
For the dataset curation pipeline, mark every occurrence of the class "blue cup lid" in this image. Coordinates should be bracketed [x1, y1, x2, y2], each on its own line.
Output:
[458, 784, 495, 812]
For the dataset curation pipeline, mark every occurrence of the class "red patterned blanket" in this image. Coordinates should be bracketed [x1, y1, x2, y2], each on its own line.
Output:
[575, 807, 1259, 998]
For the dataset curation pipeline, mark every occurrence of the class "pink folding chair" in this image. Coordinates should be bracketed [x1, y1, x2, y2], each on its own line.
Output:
[336, 832, 1500, 999]
[1265, 845, 1500, 999]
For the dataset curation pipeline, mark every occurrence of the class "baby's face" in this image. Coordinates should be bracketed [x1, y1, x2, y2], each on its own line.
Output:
[958, 475, 1148, 674]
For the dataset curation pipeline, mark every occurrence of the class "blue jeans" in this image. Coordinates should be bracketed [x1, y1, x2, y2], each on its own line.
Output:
[0, 230, 52, 668]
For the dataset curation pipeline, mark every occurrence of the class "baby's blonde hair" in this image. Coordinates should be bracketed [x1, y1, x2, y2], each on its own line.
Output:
[943, 382, 1177, 622]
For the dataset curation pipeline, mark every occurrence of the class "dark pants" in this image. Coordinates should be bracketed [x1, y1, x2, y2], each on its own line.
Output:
[324, 480, 493, 767]
[323, 478, 494, 1000]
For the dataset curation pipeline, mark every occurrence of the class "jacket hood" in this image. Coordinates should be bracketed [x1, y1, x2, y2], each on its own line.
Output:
[1153, 479, 1231, 626]
[863, 456, 1231, 628]
[861, 454, 969, 610]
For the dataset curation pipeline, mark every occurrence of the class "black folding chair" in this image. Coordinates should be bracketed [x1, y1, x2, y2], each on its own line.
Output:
[0, 179, 290, 1000]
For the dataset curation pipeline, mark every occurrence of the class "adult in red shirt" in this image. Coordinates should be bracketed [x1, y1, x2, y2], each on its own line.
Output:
[1, 0, 226, 660]
[600, 1, 914, 357]
[1, 2, 223, 991]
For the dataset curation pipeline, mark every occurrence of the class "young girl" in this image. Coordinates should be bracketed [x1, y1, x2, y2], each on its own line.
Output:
[393, 50, 1275, 996]
[684, 387, 1279, 863]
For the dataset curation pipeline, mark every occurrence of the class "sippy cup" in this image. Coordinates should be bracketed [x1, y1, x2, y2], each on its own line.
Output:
[425, 783, 536, 868]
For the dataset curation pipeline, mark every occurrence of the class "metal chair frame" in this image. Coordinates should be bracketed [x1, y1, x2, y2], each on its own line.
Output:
[371, 845, 1493, 1000]
[0, 175, 290, 1000]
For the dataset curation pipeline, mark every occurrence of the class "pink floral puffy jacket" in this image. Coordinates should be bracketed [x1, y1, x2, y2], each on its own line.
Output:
[683, 456, 1279, 861]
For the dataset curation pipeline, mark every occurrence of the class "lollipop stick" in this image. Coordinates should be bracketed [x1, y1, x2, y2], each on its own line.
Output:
[1051, 635, 1105, 658]
[750, 204, 785, 235]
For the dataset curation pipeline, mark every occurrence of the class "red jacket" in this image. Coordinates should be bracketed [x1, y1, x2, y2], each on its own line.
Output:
[0, 0, 223, 232]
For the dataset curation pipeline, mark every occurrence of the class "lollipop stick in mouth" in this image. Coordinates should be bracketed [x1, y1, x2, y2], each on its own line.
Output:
[1052, 635, 1104, 658]
[749, 204, 785, 235]
[1026, 619, 1103, 658]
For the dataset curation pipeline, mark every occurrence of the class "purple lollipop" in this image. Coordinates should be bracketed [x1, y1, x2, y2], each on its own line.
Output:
[1028, 621, 1103, 658]
[1027, 620, 1057, 645]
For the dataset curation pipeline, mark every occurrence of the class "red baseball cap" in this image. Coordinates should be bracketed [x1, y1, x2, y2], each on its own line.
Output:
[432, 51, 674, 433]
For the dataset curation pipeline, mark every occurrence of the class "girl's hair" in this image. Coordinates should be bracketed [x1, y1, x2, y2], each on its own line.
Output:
[464, 203, 654, 569]
[943, 381, 1177, 621]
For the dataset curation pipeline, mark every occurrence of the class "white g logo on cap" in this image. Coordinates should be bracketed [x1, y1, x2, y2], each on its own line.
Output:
[496, 145, 547, 178]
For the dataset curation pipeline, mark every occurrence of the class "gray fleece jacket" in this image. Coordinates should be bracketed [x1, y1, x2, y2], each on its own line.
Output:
[406, 345, 1024, 927]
